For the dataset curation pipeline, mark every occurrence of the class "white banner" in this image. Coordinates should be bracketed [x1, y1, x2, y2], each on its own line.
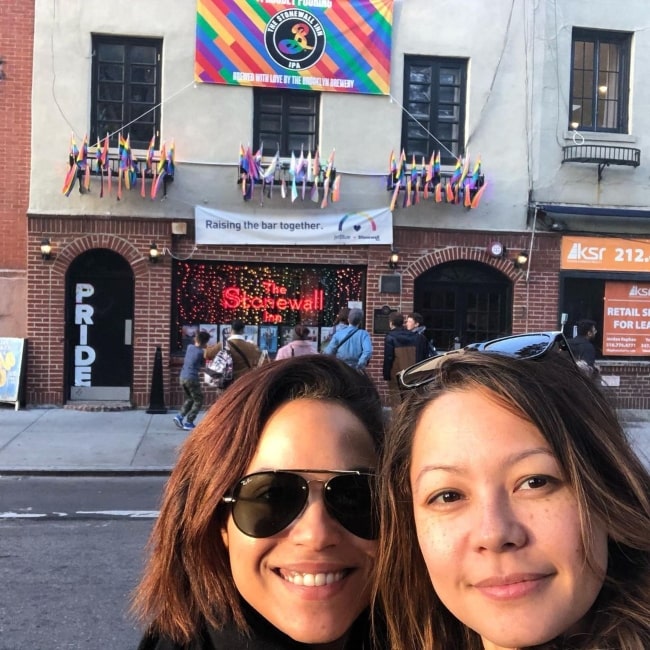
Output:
[194, 206, 393, 246]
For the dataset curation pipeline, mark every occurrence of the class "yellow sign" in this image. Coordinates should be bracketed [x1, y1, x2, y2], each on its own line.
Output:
[561, 236, 650, 272]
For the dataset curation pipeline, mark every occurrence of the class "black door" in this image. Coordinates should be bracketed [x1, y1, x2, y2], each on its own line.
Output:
[65, 250, 134, 401]
[414, 261, 512, 351]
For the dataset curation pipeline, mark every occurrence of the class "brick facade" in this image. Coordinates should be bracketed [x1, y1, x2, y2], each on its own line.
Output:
[30, 214, 602, 408]
[0, 0, 34, 336]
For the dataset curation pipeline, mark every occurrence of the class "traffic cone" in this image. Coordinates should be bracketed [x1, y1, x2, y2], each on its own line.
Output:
[146, 346, 167, 414]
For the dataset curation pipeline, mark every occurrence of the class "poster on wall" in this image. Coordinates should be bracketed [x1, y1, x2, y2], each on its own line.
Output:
[0, 338, 27, 409]
[603, 281, 650, 356]
[195, 0, 393, 95]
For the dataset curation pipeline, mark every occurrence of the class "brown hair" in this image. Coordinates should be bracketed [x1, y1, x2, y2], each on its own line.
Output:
[293, 324, 311, 340]
[374, 352, 650, 650]
[133, 354, 384, 644]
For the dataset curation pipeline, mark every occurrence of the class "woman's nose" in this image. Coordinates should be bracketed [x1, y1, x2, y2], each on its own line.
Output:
[286, 487, 344, 549]
[471, 492, 528, 552]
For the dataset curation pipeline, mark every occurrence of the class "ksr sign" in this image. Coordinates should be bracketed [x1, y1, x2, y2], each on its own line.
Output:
[561, 236, 650, 272]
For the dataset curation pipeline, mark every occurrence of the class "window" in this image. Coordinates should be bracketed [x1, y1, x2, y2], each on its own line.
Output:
[171, 260, 365, 355]
[253, 89, 320, 157]
[402, 56, 467, 165]
[91, 35, 162, 150]
[570, 29, 631, 133]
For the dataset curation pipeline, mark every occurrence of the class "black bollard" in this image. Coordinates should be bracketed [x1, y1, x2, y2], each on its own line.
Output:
[146, 346, 168, 414]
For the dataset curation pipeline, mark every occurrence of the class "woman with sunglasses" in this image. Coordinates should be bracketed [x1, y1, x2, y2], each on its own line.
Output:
[133, 354, 384, 650]
[375, 340, 650, 650]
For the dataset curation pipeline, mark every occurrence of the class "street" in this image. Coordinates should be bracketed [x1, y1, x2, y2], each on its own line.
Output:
[0, 476, 168, 650]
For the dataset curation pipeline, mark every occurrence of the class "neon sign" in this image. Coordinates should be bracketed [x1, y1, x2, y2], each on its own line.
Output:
[221, 280, 325, 323]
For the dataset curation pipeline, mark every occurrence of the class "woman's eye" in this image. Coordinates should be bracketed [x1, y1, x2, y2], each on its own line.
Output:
[428, 490, 462, 505]
[518, 475, 555, 490]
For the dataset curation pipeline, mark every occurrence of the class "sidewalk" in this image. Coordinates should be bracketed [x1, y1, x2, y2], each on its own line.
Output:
[0, 405, 648, 475]
[0, 406, 196, 474]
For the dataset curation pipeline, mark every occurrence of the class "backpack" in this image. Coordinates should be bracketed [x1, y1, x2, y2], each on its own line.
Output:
[204, 345, 234, 389]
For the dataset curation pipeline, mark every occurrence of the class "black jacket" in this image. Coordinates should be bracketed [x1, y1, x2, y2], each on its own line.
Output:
[137, 603, 376, 650]
[567, 335, 596, 367]
[383, 327, 429, 381]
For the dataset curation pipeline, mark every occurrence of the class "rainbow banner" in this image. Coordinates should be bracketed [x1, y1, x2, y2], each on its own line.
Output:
[195, 0, 393, 95]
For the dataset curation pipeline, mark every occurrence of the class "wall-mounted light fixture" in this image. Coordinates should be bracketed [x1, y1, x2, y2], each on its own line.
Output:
[388, 248, 400, 270]
[514, 251, 529, 269]
[0, 57, 6, 81]
[40, 238, 52, 261]
[149, 242, 161, 263]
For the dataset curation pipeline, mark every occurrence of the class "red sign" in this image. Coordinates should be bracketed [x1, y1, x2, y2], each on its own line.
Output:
[603, 281, 650, 356]
[221, 281, 325, 323]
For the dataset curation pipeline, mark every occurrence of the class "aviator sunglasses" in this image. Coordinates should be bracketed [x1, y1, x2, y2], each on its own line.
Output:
[223, 469, 377, 540]
[399, 331, 576, 390]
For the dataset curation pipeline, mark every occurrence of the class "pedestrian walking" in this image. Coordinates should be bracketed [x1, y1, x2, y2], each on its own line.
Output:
[205, 319, 262, 382]
[173, 330, 211, 431]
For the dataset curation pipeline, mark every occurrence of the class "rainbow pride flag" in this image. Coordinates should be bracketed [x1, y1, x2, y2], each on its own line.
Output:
[195, 0, 393, 95]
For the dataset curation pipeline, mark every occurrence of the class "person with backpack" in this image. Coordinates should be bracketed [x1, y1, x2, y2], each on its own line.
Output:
[323, 308, 373, 372]
[174, 330, 211, 431]
[206, 319, 262, 382]
[382, 312, 429, 409]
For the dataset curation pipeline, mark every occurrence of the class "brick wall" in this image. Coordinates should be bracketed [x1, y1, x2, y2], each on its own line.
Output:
[27, 217, 650, 408]
[0, 1, 33, 268]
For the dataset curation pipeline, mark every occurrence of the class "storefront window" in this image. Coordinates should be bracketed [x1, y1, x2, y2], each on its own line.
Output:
[561, 275, 650, 359]
[171, 260, 366, 354]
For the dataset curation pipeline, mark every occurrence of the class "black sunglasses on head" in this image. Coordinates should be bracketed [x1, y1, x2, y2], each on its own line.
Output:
[223, 469, 377, 540]
[399, 331, 575, 390]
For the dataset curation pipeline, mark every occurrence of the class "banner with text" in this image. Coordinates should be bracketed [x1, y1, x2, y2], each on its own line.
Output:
[195, 0, 393, 94]
[603, 281, 650, 356]
[195, 206, 392, 245]
[561, 236, 650, 272]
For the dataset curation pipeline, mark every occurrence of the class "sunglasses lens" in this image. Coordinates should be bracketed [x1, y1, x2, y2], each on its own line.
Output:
[231, 472, 307, 538]
[325, 474, 376, 540]
[480, 333, 554, 358]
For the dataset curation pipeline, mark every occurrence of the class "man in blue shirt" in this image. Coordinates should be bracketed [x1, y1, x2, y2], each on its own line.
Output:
[324, 308, 373, 371]
[174, 330, 211, 431]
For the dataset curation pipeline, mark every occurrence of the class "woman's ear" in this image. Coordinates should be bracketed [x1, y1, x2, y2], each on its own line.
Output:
[221, 523, 229, 549]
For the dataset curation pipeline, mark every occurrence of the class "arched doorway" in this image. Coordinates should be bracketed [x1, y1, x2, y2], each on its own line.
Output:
[65, 249, 134, 401]
[414, 261, 512, 351]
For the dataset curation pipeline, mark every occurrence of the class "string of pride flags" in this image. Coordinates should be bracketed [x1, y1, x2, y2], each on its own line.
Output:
[62, 134, 175, 200]
[61, 137, 487, 212]
[387, 149, 487, 210]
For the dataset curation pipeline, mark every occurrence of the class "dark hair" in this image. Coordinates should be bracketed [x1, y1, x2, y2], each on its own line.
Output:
[293, 324, 311, 340]
[334, 307, 350, 325]
[576, 319, 597, 336]
[231, 319, 245, 334]
[408, 312, 423, 325]
[196, 330, 211, 346]
[374, 352, 650, 650]
[389, 312, 404, 328]
[133, 355, 384, 644]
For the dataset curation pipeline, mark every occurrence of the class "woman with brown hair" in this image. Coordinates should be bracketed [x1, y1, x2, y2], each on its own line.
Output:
[133, 354, 385, 649]
[274, 324, 314, 359]
[375, 333, 650, 650]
